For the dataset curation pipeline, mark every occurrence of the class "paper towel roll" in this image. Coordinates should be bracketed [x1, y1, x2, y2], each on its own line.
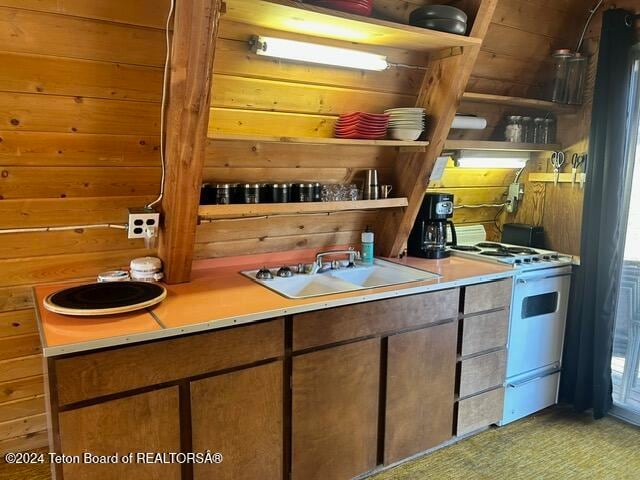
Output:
[451, 115, 487, 129]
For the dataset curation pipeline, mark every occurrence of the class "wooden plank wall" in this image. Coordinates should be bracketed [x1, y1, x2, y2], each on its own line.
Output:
[0, 1, 168, 452]
[504, 0, 639, 255]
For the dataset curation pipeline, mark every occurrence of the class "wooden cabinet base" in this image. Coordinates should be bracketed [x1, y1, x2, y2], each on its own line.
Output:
[58, 387, 181, 480]
[292, 339, 381, 480]
[384, 322, 457, 465]
[191, 361, 283, 480]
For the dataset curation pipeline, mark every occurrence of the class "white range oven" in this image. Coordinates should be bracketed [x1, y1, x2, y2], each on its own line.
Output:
[448, 234, 573, 425]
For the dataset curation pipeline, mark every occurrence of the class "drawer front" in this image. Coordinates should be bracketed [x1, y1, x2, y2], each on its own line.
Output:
[293, 289, 460, 351]
[461, 309, 509, 357]
[459, 349, 506, 399]
[464, 279, 513, 315]
[54, 318, 284, 405]
[456, 387, 504, 436]
[502, 372, 560, 425]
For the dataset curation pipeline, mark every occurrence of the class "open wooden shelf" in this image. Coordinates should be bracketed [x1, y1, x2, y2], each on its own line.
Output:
[224, 0, 482, 52]
[198, 198, 408, 219]
[461, 92, 578, 114]
[209, 133, 430, 149]
[443, 139, 562, 152]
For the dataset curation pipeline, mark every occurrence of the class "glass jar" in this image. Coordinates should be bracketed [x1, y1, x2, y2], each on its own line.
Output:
[551, 49, 573, 104]
[521, 116, 533, 143]
[504, 115, 523, 143]
[533, 118, 546, 144]
[566, 53, 587, 105]
[543, 118, 556, 144]
[215, 183, 231, 204]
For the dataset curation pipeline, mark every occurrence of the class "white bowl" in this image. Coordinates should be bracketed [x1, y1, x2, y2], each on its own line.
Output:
[389, 128, 423, 141]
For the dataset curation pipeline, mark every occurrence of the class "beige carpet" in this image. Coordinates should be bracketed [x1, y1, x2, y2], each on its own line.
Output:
[1, 406, 638, 480]
[373, 406, 640, 480]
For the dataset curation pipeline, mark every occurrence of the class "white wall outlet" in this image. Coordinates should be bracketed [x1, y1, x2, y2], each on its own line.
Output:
[128, 207, 160, 240]
[506, 182, 524, 213]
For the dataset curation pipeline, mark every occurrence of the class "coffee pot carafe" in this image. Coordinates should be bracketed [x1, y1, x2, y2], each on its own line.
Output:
[407, 193, 457, 259]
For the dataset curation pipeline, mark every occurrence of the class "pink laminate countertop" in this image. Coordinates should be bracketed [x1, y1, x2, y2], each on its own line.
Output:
[35, 256, 515, 356]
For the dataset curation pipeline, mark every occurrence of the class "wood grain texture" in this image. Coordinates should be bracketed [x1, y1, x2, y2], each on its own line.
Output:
[0, 7, 166, 66]
[384, 322, 457, 464]
[0, 355, 42, 384]
[191, 362, 283, 480]
[53, 319, 283, 405]
[0, 375, 44, 404]
[0, 430, 48, 455]
[463, 279, 513, 315]
[292, 339, 380, 480]
[0, 309, 36, 338]
[58, 387, 181, 480]
[456, 387, 504, 436]
[460, 309, 509, 358]
[0, 131, 161, 167]
[0, 395, 45, 423]
[0, 286, 34, 313]
[293, 289, 459, 351]
[458, 349, 506, 399]
[0, 412, 46, 440]
[159, 0, 221, 284]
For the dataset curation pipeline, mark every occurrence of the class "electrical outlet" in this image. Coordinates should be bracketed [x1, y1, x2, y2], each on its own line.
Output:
[128, 207, 160, 239]
[506, 182, 524, 213]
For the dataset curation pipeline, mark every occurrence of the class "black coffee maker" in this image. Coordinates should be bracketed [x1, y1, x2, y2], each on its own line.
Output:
[407, 193, 457, 259]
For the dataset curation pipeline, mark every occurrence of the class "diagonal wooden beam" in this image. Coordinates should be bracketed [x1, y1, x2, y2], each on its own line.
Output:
[160, 0, 223, 284]
[378, 0, 498, 257]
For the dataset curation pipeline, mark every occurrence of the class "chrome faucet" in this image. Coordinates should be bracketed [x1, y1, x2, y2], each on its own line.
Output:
[311, 248, 360, 274]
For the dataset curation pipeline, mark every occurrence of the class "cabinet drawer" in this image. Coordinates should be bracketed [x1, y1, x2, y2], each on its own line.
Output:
[456, 387, 504, 436]
[54, 318, 284, 405]
[459, 349, 506, 398]
[460, 309, 509, 357]
[293, 289, 459, 351]
[464, 279, 512, 314]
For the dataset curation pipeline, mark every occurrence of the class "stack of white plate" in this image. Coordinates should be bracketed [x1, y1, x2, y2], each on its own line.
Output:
[385, 108, 426, 141]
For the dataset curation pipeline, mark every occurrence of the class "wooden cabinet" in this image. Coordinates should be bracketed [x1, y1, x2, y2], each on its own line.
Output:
[191, 361, 283, 480]
[456, 388, 505, 436]
[292, 339, 380, 480]
[459, 349, 506, 399]
[293, 289, 459, 351]
[384, 321, 457, 464]
[460, 309, 509, 357]
[464, 279, 513, 314]
[58, 387, 181, 480]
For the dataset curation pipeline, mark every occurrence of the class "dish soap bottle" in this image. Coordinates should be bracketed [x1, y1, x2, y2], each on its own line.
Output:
[361, 226, 374, 266]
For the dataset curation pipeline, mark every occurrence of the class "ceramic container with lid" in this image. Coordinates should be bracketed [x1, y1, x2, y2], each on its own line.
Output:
[130, 256, 164, 282]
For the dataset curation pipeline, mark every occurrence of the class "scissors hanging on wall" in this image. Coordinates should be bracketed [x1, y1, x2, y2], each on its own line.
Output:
[571, 153, 587, 188]
[550, 151, 565, 185]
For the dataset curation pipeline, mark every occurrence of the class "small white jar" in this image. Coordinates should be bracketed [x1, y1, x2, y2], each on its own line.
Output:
[130, 256, 164, 282]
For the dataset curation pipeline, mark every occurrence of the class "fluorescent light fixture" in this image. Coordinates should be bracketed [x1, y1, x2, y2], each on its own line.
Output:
[455, 150, 530, 169]
[251, 35, 388, 71]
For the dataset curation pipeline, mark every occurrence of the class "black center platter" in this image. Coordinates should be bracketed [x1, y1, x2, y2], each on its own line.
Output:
[44, 281, 167, 316]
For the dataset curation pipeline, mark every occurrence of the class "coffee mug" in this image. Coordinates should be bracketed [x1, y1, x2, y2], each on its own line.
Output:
[379, 185, 393, 199]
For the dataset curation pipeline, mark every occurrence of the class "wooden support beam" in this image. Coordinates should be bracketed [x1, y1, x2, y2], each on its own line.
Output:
[159, 0, 222, 284]
[378, 0, 498, 257]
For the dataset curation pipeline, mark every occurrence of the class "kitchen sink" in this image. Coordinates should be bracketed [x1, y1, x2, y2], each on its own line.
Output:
[242, 259, 440, 299]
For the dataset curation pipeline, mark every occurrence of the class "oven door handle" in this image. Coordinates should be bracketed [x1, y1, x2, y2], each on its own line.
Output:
[517, 273, 571, 285]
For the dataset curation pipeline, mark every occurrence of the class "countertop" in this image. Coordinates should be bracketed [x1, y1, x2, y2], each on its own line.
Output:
[34, 256, 516, 357]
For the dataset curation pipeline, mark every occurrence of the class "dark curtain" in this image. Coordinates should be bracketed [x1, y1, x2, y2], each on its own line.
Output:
[560, 9, 637, 418]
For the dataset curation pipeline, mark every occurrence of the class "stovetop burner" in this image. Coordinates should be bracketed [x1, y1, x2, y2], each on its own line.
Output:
[450, 245, 482, 252]
[504, 247, 539, 255]
[475, 242, 505, 249]
[480, 251, 515, 257]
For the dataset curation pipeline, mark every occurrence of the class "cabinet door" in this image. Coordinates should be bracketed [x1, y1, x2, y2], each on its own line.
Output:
[384, 321, 458, 464]
[58, 387, 181, 480]
[191, 361, 283, 480]
[292, 339, 380, 480]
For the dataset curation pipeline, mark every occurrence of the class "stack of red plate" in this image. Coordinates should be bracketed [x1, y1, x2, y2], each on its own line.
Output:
[307, 0, 373, 17]
[334, 112, 389, 139]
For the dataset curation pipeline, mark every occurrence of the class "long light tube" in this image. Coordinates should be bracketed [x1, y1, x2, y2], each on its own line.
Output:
[251, 35, 388, 71]
[455, 150, 530, 169]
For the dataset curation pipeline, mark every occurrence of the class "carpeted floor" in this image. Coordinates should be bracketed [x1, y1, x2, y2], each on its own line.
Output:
[0, 406, 638, 480]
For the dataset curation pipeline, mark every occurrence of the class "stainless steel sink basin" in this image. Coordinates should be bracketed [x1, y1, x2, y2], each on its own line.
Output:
[242, 259, 440, 299]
